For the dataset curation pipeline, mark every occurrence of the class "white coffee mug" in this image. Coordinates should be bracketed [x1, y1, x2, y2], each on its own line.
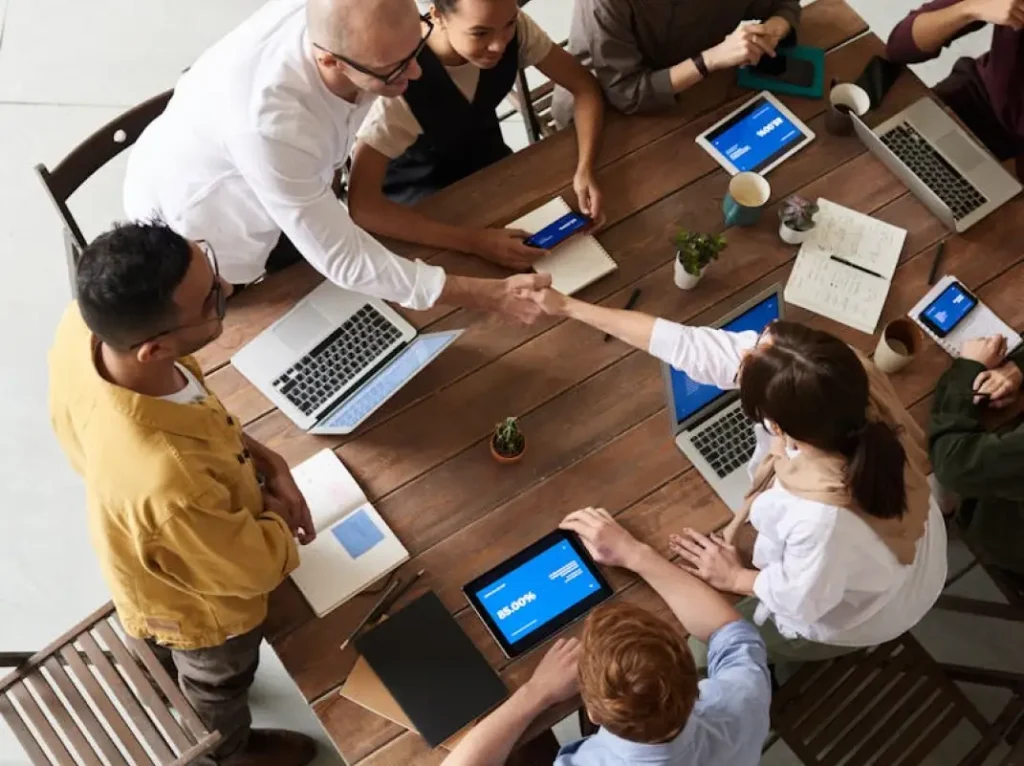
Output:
[874, 318, 921, 374]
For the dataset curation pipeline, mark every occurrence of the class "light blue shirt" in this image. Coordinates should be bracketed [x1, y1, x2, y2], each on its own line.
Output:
[554, 620, 771, 766]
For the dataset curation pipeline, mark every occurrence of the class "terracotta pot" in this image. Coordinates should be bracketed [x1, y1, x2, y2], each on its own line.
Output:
[490, 435, 526, 464]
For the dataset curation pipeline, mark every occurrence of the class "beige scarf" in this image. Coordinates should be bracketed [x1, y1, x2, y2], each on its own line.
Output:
[727, 350, 931, 566]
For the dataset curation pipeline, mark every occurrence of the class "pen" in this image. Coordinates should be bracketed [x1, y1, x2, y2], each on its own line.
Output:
[604, 288, 642, 342]
[339, 576, 400, 651]
[830, 255, 884, 279]
[927, 240, 946, 286]
[379, 569, 426, 618]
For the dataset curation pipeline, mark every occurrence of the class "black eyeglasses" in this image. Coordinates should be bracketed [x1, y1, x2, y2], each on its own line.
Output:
[130, 240, 226, 349]
[313, 17, 433, 85]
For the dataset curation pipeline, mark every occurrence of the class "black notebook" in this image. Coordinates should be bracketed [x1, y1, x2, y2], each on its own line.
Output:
[354, 591, 508, 747]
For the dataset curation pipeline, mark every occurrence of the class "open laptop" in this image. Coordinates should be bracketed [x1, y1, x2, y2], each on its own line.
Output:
[661, 285, 783, 511]
[232, 282, 461, 433]
[851, 97, 1021, 232]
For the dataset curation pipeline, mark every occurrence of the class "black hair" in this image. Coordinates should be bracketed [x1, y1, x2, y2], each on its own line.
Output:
[739, 321, 908, 520]
[76, 221, 192, 351]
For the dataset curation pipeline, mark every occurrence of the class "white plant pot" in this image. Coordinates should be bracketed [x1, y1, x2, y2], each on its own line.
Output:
[779, 222, 812, 245]
[674, 258, 703, 290]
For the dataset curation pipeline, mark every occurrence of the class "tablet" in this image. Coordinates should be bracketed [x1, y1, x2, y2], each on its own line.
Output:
[696, 91, 815, 176]
[463, 530, 613, 659]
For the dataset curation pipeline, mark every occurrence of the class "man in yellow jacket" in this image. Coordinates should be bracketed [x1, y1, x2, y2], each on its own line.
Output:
[49, 221, 318, 766]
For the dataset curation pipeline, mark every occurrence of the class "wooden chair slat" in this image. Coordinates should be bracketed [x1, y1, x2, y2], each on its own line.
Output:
[0, 693, 52, 765]
[10, 683, 78, 766]
[170, 732, 225, 766]
[43, 656, 129, 766]
[836, 676, 940, 766]
[124, 635, 209, 742]
[887, 697, 959, 766]
[78, 631, 176, 762]
[26, 671, 104, 766]
[774, 650, 867, 729]
[94, 621, 195, 754]
[60, 644, 155, 766]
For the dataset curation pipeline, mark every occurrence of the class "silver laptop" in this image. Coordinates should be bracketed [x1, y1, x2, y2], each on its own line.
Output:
[232, 282, 461, 433]
[661, 285, 783, 511]
[852, 97, 1021, 233]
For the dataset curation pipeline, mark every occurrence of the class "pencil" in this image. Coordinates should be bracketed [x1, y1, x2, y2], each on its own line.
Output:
[604, 288, 642, 342]
[829, 255, 884, 279]
[927, 240, 946, 286]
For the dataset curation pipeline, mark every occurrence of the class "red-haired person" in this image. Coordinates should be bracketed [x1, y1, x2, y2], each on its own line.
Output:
[441, 509, 771, 766]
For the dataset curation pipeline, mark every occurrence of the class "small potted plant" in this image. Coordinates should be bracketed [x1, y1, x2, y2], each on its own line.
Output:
[490, 417, 526, 464]
[778, 196, 819, 245]
[672, 230, 726, 290]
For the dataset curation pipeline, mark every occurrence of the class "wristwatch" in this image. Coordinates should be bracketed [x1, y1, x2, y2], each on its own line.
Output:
[692, 52, 709, 80]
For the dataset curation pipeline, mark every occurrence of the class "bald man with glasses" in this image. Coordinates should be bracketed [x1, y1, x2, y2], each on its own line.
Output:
[124, 0, 550, 320]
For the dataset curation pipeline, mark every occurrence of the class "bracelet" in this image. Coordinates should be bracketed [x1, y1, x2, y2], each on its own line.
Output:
[692, 53, 709, 79]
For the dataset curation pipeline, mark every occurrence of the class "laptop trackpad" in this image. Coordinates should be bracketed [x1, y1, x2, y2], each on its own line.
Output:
[935, 130, 986, 173]
[274, 307, 333, 353]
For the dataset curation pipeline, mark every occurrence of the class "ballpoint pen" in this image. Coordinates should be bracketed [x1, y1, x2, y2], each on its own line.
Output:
[830, 254, 884, 279]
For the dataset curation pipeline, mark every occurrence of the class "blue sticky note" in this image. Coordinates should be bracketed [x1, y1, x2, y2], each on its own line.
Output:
[331, 508, 385, 559]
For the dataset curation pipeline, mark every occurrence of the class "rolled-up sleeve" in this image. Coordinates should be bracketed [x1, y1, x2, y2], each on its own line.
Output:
[648, 318, 757, 389]
[702, 619, 772, 744]
[886, 0, 984, 64]
[228, 131, 446, 310]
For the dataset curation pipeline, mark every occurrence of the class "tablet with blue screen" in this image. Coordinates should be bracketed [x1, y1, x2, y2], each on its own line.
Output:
[696, 91, 815, 176]
[463, 530, 613, 658]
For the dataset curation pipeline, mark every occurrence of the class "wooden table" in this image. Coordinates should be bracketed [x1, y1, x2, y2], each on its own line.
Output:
[195, 1, 1024, 762]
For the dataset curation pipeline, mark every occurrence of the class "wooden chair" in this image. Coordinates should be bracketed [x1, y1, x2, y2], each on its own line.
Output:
[771, 633, 1010, 766]
[35, 88, 172, 296]
[0, 602, 221, 765]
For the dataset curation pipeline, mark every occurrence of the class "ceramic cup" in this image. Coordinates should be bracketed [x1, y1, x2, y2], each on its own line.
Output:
[826, 83, 871, 136]
[722, 172, 771, 227]
[874, 317, 922, 374]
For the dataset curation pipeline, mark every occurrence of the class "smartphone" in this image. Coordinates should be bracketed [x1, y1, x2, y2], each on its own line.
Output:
[524, 211, 592, 249]
[918, 280, 979, 338]
[854, 55, 904, 109]
[751, 53, 816, 88]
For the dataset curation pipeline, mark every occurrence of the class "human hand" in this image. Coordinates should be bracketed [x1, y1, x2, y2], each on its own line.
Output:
[524, 638, 581, 707]
[669, 528, 746, 592]
[263, 457, 316, 544]
[490, 273, 554, 324]
[973, 361, 1024, 407]
[968, 0, 1024, 28]
[705, 23, 777, 71]
[961, 335, 1007, 368]
[472, 228, 546, 270]
[527, 287, 571, 317]
[573, 170, 604, 225]
[560, 507, 649, 570]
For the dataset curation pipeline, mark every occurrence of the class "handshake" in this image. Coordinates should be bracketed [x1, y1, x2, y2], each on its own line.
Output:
[475, 272, 571, 325]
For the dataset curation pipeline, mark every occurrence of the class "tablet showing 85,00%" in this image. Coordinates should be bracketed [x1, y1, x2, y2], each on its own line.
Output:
[496, 592, 537, 620]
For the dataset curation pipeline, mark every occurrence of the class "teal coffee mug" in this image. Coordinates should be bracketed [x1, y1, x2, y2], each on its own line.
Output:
[722, 172, 771, 227]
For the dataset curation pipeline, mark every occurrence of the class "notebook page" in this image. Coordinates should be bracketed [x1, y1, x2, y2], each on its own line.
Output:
[290, 449, 367, 532]
[507, 198, 617, 295]
[785, 247, 892, 334]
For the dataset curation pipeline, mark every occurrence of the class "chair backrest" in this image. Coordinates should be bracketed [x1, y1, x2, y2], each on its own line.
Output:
[772, 633, 1001, 766]
[0, 602, 220, 765]
[35, 88, 173, 295]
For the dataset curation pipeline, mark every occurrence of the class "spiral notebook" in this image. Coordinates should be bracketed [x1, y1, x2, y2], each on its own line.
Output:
[507, 197, 617, 294]
[908, 275, 1022, 358]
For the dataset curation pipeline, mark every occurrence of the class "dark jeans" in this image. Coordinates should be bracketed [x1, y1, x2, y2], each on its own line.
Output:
[935, 57, 1024, 180]
[147, 626, 264, 763]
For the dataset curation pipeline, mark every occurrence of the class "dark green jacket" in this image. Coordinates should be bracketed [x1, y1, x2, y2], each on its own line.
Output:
[928, 351, 1024, 574]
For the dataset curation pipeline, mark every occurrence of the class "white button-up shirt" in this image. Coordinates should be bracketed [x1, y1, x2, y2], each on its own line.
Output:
[649, 319, 947, 647]
[123, 0, 446, 310]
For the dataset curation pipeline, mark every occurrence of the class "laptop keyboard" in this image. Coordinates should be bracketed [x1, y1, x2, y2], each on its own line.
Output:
[271, 305, 402, 417]
[879, 123, 987, 221]
[691, 408, 757, 479]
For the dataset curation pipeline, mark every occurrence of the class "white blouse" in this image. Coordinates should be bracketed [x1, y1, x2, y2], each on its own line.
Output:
[649, 319, 948, 646]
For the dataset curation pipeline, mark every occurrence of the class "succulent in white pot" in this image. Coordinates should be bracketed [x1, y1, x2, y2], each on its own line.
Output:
[778, 196, 819, 245]
[672, 230, 726, 290]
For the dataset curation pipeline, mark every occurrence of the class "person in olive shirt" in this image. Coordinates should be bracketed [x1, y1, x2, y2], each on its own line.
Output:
[929, 334, 1024, 581]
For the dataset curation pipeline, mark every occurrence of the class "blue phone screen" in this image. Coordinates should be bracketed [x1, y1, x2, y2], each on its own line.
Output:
[921, 282, 977, 335]
[524, 212, 591, 249]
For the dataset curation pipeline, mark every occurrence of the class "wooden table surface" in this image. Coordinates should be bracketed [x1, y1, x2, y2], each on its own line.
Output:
[196, 1, 1024, 762]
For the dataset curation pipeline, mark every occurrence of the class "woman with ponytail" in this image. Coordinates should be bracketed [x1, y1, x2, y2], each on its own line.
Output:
[529, 290, 948, 660]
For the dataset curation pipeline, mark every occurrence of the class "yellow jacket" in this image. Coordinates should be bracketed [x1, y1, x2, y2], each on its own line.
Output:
[49, 305, 299, 649]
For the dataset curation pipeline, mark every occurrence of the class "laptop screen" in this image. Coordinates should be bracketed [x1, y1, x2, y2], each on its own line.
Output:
[669, 293, 781, 426]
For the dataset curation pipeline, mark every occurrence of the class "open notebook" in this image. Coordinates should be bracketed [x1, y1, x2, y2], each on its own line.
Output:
[908, 275, 1022, 358]
[289, 450, 408, 617]
[507, 197, 617, 294]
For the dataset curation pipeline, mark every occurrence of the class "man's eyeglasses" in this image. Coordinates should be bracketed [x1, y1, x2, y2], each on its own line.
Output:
[129, 240, 226, 349]
[312, 17, 433, 86]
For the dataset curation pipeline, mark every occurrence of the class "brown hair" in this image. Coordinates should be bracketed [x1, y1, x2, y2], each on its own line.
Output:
[578, 602, 698, 743]
[739, 321, 907, 520]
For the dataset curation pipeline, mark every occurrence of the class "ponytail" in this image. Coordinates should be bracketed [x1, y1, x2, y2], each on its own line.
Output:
[845, 421, 907, 520]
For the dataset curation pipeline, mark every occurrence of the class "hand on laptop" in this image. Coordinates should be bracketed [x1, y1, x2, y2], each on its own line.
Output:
[669, 529, 746, 593]
[561, 507, 650, 571]
[523, 638, 582, 707]
[471, 228, 546, 270]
